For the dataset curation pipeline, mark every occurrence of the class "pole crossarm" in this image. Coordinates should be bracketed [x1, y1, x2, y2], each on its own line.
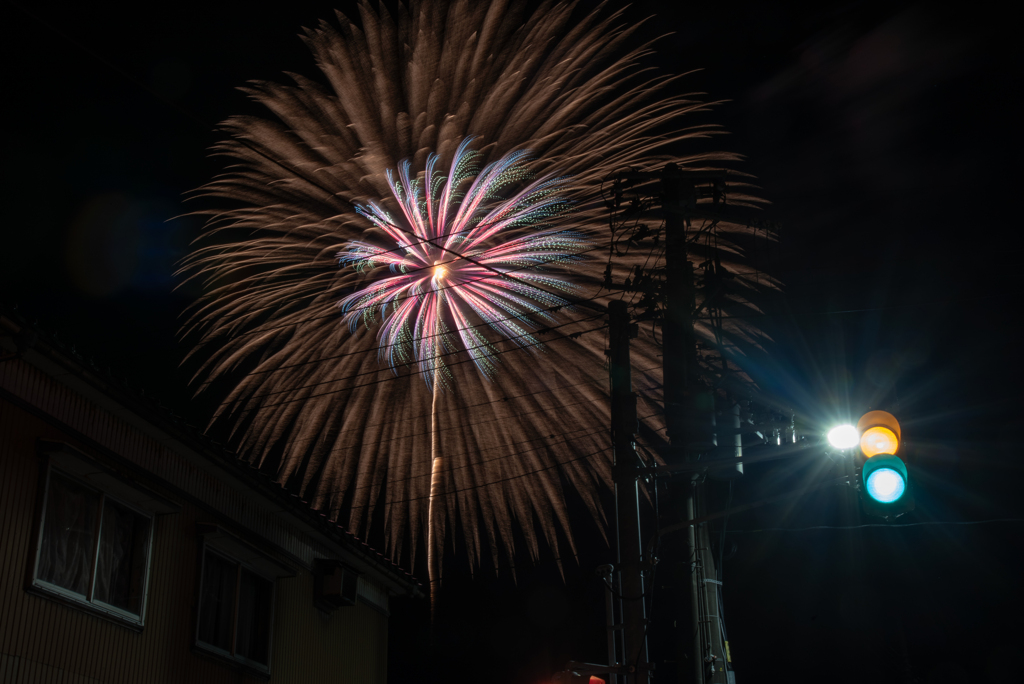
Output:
[653, 439, 819, 475]
[610, 169, 768, 227]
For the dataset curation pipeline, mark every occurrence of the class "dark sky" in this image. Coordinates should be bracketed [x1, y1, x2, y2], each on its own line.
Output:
[3, 2, 1022, 683]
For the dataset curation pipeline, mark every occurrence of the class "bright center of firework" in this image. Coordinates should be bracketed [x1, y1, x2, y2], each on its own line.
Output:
[338, 140, 584, 386]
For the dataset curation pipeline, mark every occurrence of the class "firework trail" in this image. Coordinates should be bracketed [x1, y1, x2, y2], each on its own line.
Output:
[180, 0, 772, 590]
[338, 138, 585, 603]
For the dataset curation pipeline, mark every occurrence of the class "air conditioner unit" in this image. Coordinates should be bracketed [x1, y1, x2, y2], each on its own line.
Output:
[313, 559, 359, 610]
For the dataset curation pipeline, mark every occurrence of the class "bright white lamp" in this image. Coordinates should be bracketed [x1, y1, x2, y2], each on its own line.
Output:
[827, 424, 859, 449]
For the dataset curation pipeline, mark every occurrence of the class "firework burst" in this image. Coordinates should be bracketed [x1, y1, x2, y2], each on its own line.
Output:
[181, 0, 773, 583]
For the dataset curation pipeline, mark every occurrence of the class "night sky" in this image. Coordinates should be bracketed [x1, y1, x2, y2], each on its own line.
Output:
[3, 2, 1022, 683]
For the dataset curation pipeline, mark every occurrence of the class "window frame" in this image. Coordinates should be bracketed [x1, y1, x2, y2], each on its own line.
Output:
[29, 462, 156, 628]
[194, 539, 277, 675]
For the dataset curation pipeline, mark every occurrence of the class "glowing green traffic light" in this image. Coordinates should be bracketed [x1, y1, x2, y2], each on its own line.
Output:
[865, 467, 906, 503]
[861, 454, 909, 505]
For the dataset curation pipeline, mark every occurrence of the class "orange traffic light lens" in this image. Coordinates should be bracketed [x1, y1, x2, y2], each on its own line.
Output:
[861, 426, 899, 457]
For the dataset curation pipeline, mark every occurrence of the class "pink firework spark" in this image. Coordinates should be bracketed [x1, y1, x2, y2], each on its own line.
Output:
[338, 139, 587, 386]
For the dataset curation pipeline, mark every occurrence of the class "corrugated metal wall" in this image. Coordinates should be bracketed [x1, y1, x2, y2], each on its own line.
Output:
[0, 355, 334, 569]
[272, 572, 389, 684]
[1, 392, 390, 683]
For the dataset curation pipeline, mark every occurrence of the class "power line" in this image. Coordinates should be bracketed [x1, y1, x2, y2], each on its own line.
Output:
[240, 363, 662, 456]
[249, 370, 650, 454]
[185, 240, 615, 352]
[265, 385, 609, 456]
[259, 402, 659, 513]
[225, 321, 610, 414]
[333, 440, 616, 513]
[323, 424, 614, 496]
[217, 310, 607, 405]
[693, 295, 997, 321]
[728, 518, 1024, 533]
[197, 279, 613, 386]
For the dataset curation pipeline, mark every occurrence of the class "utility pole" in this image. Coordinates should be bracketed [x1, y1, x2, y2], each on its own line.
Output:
[603, 166, 757, 684]
[661, 167, 704, 684]
[609, 299, 648, 684]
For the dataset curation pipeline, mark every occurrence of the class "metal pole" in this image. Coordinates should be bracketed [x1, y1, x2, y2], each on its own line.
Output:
[609, 299, 648, 684]
[598, 564, 620, 684]
[685, 481, 703, 684]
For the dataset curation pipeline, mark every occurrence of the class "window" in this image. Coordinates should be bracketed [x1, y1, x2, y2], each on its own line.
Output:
[196, 544, 276, 672]
[32, 468, 154, 625]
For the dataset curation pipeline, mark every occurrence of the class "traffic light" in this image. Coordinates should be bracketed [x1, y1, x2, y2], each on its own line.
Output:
[855, 410, 914, 517]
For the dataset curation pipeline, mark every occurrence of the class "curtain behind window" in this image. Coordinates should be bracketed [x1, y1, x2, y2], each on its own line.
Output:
[37, 472, 98, 596]
[236, 569, 272, 665]
[94, 499, 151, 614]
[199, 551, 238, 652]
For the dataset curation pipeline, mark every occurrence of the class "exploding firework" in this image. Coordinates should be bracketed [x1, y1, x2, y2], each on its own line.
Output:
[339, 139, 582, 385]
[180, 0, 772, 587]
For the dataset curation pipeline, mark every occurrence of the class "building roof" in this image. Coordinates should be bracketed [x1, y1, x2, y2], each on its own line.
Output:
[0, 305, 422, 598]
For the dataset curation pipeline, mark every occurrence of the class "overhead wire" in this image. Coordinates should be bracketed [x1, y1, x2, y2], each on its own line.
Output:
[335, 424, 612, 495]
[186, 239, 617, 352]
[695, 295, 994, 321]
[311, 417, 647, 512]
[197, 275, 614, 386]
[328, 424, 674, 513]
[728, 518, 1024, 533]
[266, 385, 612, 463]
[248, 363, 662, 453]
[218, 312, 608, 408]
[224, 320, 610, 414]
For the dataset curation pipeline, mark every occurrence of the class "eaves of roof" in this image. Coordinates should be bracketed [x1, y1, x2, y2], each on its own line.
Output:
[0, 306, 423, 598]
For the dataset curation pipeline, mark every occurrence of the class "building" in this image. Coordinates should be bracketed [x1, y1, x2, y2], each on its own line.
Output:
[0, 309, 422, 683]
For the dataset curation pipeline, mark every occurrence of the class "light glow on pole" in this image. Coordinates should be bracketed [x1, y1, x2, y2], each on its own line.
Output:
[827, 424, 860, 449]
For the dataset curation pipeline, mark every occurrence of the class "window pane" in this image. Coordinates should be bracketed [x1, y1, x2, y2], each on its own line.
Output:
[37, 472, 99, 596]
[198, 551, 237, 652]
[94, 499, 151, 614]
[235, 569, 272, 665]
